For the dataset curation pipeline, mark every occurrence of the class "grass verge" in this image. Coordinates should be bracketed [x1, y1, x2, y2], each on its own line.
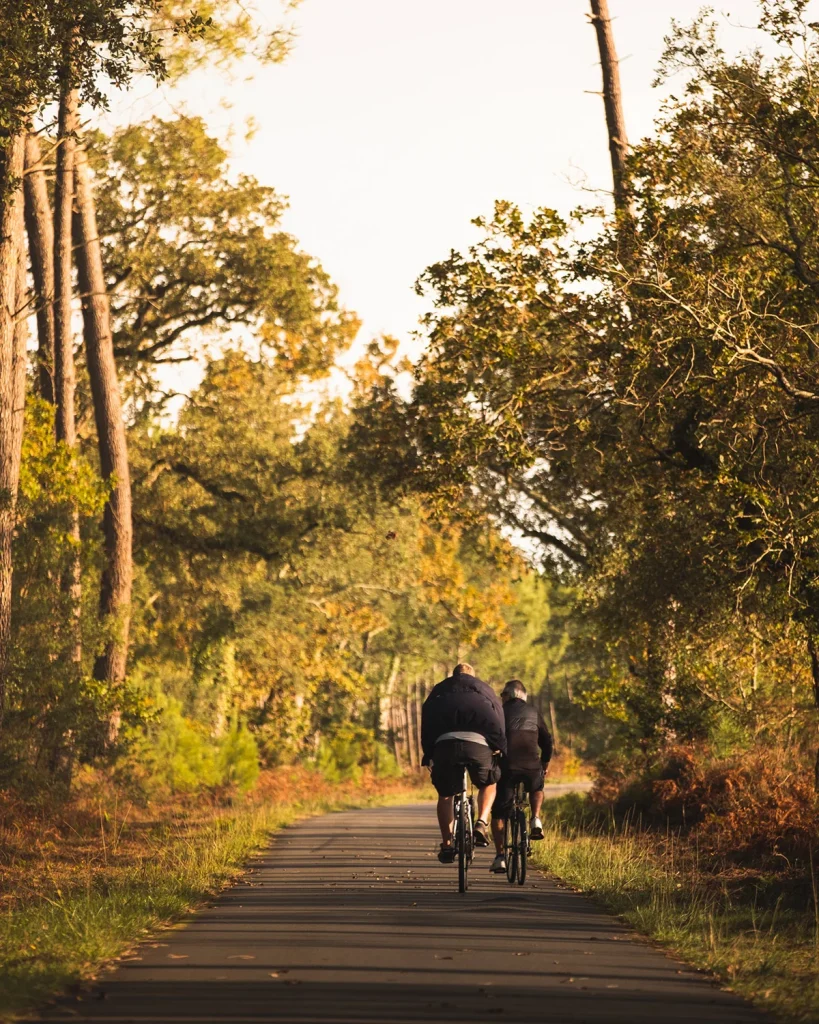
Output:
[0, 769, 431, 1022]
[534, 794, 819, 1023]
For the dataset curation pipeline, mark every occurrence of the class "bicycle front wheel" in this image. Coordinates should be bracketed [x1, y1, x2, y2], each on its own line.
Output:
[458, 790, 469, 893]
[517, 809, 527, 886]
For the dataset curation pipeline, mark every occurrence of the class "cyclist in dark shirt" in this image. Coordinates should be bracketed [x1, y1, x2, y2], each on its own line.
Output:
[421, 663, 506, 863]
[489, 679, 553, 874]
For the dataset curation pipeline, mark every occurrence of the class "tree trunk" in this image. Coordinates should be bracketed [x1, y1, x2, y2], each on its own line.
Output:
[404, 695, 417, 769]
[807, 634, 819, 791]
[73, 145, 133, 694]
[412, 678, 419, 767]
[381, 654, 401, 768]
[0, 132, 28, 717]
[589, 0, 631, 216]
[53, 84, 82, 665]
[53, 85, 78, 445]
[23, 134, 55, 403]
[389, 702, 403, 769]
[549, 697, 560, 754]
[380, 654, 400, 736]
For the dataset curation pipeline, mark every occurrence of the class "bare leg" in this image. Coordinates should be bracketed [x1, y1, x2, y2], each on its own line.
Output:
[491, 817, 505, 854]
[476, 783, 497, 825]
[530, 789, 544, 820]
[437, 795, 454, 844]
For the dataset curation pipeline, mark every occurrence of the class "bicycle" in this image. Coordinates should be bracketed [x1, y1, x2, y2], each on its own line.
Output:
[504, 779, 530, 886]
[452, 767, 475, 892]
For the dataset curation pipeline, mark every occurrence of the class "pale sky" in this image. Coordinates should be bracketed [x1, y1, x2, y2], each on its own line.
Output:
[132, 0, 781, 379]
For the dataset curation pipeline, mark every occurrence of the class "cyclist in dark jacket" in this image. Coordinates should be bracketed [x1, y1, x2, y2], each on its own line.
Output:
[421, 663, 506, 862]
[490, 679, 553, 873]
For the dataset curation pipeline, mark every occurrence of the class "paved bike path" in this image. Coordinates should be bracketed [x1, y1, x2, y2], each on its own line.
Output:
[40, 797, 767, 1024]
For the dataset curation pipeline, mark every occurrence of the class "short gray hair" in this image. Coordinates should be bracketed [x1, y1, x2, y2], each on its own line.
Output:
[453, 662, 475, 676]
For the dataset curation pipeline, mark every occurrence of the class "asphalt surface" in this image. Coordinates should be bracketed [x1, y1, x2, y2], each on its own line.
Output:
[40, 794, 768, 1024]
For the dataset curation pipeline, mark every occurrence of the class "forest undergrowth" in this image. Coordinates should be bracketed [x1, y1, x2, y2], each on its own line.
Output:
[535, 747, 819, 1023]
[0, 767, 430, 1022]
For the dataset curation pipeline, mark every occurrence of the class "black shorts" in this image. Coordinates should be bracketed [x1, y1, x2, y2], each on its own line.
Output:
[430, 739, 500, 797]
[491, 766, 545, 820]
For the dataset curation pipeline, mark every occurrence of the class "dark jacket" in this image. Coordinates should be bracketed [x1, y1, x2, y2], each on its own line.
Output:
[420, 672, 507, 763]
[503, 697, 553, 772]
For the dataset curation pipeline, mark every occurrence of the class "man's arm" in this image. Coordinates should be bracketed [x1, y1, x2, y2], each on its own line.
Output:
[483, 694, 507, 756]
[537, 712, 553, 765]
[420, 685, 442, 765]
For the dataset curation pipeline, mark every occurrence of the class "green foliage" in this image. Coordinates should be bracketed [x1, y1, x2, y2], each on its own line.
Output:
[316, 725, 400, 782]
[155, 0, 302, 77]
[2, 10, 599, 798]
[127, 348, 521, 776]
[124, 692, 259, 797]
[91, 117, 358, 397]
[2, 400, 115, 785]
[135, 699, 220, 795]
[0, 0, 205, 136]
[216, 720, 260, 793]
[362, 1, 819, 762]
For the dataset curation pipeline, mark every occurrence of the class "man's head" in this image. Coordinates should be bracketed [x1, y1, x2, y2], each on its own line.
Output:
[453, 662, 475, 677]
[501, 679, 526, 702]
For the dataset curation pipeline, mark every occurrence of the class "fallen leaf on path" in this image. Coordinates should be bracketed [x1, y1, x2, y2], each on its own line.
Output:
[228, 955, 256, 960]
[167, 954, 188, 959]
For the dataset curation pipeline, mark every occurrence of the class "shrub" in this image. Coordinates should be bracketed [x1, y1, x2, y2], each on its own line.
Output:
[315, 725, 401, 782]
[216, 722, 260, 793]
[591, 743, 819, 872]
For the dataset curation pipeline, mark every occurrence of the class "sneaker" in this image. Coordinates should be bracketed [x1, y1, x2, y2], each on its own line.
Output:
[473, 819, 490, 847]
[438, 843, 456, 864]
[530, 817, 544, 840]
[490, 853, 507, 874]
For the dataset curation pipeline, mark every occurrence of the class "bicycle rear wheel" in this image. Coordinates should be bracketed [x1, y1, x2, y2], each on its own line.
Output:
[506, 815, 518, 884]
[517, 809, 528, 885]
[458, 787, 469, 893]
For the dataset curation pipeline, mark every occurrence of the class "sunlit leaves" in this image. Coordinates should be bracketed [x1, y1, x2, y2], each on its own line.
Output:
[91, 118, 358, 401]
